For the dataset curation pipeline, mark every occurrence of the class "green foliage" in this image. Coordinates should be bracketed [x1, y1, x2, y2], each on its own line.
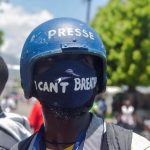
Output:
[0, 0, 4, 47]
[91, 0, 150, 88]
[0, 31, 3, 46]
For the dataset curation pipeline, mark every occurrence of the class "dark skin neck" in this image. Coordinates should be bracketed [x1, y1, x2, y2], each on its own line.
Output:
[42, 109, 91, 150]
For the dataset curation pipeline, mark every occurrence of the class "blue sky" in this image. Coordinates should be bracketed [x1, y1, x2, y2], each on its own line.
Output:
[0, 0, 108, 60]
[11, 0, 108, 22]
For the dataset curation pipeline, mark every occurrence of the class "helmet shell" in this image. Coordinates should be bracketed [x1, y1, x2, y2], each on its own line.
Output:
[20, 17, 106, 98]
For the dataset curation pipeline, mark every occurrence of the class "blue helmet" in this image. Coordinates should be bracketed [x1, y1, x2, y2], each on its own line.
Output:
[20, 17, 107, 99]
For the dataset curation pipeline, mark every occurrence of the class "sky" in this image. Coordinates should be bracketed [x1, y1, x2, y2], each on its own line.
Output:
[0, 0, 108, 61]
[11, 0, 108, 22]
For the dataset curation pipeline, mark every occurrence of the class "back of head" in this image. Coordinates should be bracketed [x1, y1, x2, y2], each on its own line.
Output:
[0, 56, 8, 95]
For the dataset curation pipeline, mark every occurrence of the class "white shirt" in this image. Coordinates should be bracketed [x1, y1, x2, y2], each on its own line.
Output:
[131, 132, 150, 150]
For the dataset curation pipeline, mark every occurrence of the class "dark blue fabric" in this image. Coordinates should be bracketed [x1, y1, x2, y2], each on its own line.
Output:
[34, 59, 97, 109]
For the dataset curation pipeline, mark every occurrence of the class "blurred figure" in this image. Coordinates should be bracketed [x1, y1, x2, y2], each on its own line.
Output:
[117, 99, 137, 130]
[91, 96, 107, 118]
[0, 56, 31, 149]
[28, 100, 43, 133]
[96, 98, 107, 117]
[1, 95, 17, 112]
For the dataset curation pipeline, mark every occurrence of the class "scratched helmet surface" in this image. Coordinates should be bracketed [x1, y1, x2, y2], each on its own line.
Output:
[20, 17, 107, 99]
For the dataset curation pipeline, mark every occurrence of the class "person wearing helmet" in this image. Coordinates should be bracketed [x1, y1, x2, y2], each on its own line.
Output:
[0, 56, 31, 150]
[11, 18, 150, 150]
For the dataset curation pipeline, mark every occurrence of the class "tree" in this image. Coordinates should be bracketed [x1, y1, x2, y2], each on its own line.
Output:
[0, 0, 5, 48]
[91, 0, 150, 91]
[0, 31, 3, 47]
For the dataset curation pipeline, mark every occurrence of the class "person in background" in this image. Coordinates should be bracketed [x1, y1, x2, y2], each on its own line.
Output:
[28, 100, 43, 133]
[91, 95, 107, 118]
[0, 94, 17, 112]
[0, 56, 31, 149]
[12, 18, 150, 150]
[117, 99, 136, 130]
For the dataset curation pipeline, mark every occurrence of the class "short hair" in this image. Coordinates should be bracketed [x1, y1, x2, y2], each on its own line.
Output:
[0, 56, 8, 95]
